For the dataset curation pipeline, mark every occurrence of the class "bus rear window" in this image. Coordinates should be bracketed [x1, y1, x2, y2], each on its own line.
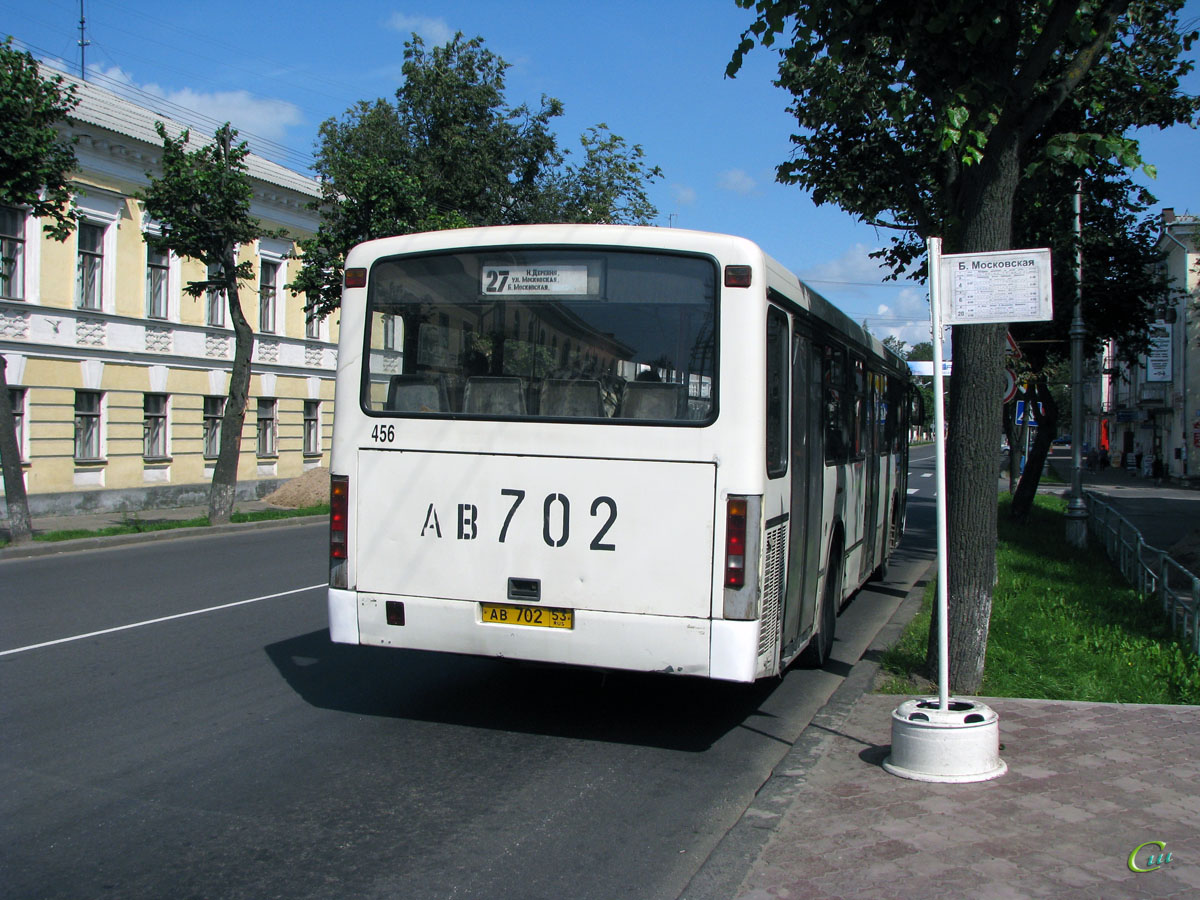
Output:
[361, 248, 717, 423]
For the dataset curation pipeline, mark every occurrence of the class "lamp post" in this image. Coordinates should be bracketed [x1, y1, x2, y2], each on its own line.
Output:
[1066, 180, 1089, 547]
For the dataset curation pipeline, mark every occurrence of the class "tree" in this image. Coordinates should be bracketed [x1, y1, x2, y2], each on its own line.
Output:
[730, 0, 1199, 692]
[1, 39, 80, 544]
[293, 34, 662, 318]
[140, 123, 280, 524]
[1004, 169, 1177, 517]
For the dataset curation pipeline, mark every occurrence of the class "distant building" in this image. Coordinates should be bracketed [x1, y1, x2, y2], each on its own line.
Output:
[1095, 209, 1198, 483]
[1, 66, 334, 518]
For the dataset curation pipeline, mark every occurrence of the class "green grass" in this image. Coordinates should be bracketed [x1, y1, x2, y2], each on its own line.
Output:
[1, 503, 329, 547]
[878, 493, 1200, 704]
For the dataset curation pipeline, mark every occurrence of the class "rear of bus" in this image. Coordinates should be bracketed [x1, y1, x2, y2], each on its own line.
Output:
[327, 225, 771, 681]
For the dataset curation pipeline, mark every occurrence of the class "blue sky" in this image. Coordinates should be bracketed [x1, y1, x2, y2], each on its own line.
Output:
[6, 0, 1198, 347]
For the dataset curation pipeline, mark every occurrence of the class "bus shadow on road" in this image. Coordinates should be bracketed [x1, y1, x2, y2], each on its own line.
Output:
[264, 629, 780, 752]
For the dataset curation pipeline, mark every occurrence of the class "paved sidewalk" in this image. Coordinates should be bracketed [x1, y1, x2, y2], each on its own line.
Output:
[0, 497, 317, 558]
[684, 449, 1200, 900]
[720, 693, 1200, 900]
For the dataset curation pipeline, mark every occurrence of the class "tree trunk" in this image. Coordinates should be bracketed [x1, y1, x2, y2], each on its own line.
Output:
[1010, 381, 1059, 521]
[209, 254, 255, 525]
[0, 356, 33, 544]
[924, 137, 1021, 695]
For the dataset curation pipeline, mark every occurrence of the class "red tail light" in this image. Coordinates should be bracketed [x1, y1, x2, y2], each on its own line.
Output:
[330, 474, 349, 566]
[725, 498, 748, 588]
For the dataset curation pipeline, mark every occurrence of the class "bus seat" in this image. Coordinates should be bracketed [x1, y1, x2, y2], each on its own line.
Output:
[618, 382, 687, 420]
[463, 377, 528, 416]
[386, 374, 450, 413]
[539, 379, 604, 418]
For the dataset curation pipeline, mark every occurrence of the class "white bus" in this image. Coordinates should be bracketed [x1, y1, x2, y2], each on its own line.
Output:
[327, 225, 913, 682]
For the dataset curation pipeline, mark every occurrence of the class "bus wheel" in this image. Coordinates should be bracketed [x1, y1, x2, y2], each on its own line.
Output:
[801, 545, 840, 667]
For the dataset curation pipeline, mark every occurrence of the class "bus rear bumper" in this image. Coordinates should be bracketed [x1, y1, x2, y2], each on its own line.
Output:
[347, 592, 729, 678]
[328, 587, 359, 644]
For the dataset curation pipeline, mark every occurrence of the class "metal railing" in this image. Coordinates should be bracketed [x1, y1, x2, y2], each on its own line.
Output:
[1086, 490, 1200, 654]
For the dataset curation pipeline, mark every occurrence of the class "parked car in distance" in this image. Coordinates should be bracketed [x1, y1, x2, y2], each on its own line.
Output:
[1052, 434, 1071, 445]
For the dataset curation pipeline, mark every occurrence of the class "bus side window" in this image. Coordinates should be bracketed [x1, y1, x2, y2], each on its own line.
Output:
[851, 355, 866, 459]
[823, 344, 848, 465]
[766, 307, 789, 477]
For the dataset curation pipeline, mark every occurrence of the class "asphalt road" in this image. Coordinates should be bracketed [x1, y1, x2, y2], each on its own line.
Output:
[2, 457, 935, 900]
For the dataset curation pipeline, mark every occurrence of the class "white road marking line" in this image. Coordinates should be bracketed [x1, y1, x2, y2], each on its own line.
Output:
[0, 583, 325, 658]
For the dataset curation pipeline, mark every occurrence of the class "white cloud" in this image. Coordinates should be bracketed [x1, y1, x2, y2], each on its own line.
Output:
[670, 184, 697, 206]
[800, 243, 893, 286]
[717, 169, 757, 195]
[867, 287, 934, 348]
[386, 12, 455, 45]
[90, 65, 303, 143]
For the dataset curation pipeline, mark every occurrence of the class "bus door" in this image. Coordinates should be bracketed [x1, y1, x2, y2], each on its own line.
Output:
[781, 331, 824, 659]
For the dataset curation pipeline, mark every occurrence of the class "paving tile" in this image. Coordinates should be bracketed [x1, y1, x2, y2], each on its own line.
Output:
[728, 696, 1200, 900]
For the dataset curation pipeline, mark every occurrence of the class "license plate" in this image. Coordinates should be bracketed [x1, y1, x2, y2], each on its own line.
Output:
[480, 603, 573, 629]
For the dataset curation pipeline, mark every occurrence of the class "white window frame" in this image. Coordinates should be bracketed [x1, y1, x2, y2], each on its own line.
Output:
[306, 307, 322, 340]
[203, 396, 225, 458]
[73, 193, 122, 314]
[74, 390, 105, 461]
[303, 400, 321, 456]
[1, 206, 27, 301]
[259, 259, 279, 334]
[256, 398, 278, 458]
[145, 245, 170, 319]
[141, 219, 180, 321]
[7, 386, 28, 462]
[205, 263, 227, 328]
[143, 393, 169, 460]
[75, 222, 105, 311]
[258, 239, 290, 335]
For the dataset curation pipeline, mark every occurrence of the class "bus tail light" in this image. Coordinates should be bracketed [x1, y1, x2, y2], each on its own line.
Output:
[330, 474, 349, 588]
[725, 499, 748, 588]
[723, 495, 761, 620]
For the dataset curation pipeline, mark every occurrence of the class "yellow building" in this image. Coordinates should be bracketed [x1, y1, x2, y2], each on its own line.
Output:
[1, 67, 334, 518]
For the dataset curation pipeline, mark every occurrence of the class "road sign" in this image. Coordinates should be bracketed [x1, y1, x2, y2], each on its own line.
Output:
[1002, 368, 1017, 404]
[937, 249, 1053, 324]
[1014, 399, 1044, 426]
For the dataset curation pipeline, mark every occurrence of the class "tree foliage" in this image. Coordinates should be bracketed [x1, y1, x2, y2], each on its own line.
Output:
[0, 38, 79, 241]
[294, 34, 663, 318]
[1, 38, 82, 544]
[730, 0, 1199, 692]
[140, 123, 281, 524]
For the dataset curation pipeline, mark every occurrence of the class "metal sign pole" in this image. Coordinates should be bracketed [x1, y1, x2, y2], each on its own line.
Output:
[927, 237, 951, 712]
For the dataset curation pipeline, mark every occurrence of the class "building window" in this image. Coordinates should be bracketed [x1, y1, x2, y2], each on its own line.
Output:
[259, 261, 278, 333]
[76, 223, 104, 310]
[203, 396, 224, 459]
[256, 398, 277, 457]
[303, 400, 320, 455]
[74, 390, 103, 460]
[146, 245, 169, 319]
[143, 394, 168, 459]
[1, 206, 25, 300]
[206, 264, 226, 327]
[6, 387, 25, 463]
[382, 314, 397, 350]
[306, 310, 321, 340]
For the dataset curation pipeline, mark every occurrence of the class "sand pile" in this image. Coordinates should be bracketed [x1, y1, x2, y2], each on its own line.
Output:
[263, 466, 330, 508]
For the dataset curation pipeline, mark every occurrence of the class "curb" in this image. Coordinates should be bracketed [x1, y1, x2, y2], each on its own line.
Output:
[0, 513, 325, 561]
[678, 568, 929, 900]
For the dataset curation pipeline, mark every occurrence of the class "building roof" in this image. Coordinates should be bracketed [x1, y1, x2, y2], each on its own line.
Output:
[41, 64, 321, 200]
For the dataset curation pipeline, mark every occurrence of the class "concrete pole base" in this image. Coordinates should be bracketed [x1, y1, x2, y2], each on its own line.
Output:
[883, 697, 1008, 783]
